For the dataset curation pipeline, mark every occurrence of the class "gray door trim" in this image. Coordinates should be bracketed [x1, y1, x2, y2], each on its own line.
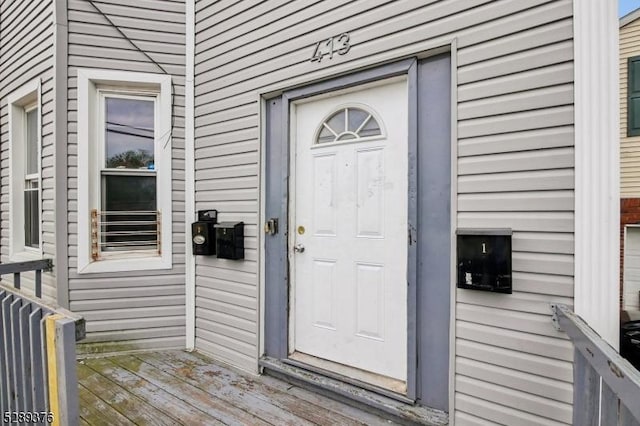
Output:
[416, 54, 452, 411]
[263, 55, 451, 410]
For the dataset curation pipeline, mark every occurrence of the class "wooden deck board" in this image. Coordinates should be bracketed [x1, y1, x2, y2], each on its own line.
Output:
[78, 383, 133, 426]
[136, 351, 316, 426]
[78, 350, 394, 426]
[82, 357, 223, 425]
[77, 363, 176, 426]
[143, 351, 389, 426]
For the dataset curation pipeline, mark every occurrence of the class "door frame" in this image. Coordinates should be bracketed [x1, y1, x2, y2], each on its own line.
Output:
[262, 55, 451, 409]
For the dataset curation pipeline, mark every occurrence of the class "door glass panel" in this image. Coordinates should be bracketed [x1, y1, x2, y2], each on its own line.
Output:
[347, 108, 369, 132]
[316, 107, 382, 144]
[105, 97, 155, 169]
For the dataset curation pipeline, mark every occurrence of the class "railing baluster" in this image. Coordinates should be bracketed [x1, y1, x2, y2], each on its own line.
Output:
[0, 291, 7, 415]
[573, 349, 600, 426]
[19, 303, 33, 412]
[601, 381, 620, 426]
[35, 269, 42, 298]
[13, 272, 20, 290]
[29, 308, 46, 413]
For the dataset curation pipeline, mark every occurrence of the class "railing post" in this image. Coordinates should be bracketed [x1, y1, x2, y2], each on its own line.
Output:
[46, 315, 80, 426]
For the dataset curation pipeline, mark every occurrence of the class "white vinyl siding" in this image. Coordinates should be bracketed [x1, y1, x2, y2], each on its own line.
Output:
[621, 18, 640, 197]
[0, 0, 56, 302]
[194, 0, 575, 424]
[66, 0, 186, 352]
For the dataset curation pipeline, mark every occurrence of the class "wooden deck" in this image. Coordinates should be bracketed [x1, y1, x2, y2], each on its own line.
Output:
[77, 350, 395, 425]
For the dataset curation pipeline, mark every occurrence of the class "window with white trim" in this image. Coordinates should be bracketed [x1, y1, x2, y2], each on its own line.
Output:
[96, 92, 159, 258]
[77, 70, 172, 274]
[8, 80, 42, 260]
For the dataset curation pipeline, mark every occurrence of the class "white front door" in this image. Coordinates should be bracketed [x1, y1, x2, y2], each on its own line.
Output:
[291, 78, 408, 383]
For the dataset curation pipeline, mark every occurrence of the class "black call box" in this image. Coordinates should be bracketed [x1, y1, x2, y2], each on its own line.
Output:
[456, 228, 512, 294]
[215, 222, 244, 260]
[192, 210, 218, 255]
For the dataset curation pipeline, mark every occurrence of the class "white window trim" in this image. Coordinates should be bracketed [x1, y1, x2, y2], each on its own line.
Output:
[8, 79, 43, 261]
[77, 69, 172, 274]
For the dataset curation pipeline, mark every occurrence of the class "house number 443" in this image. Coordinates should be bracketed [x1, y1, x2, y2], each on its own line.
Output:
[310, 33, 351, 63]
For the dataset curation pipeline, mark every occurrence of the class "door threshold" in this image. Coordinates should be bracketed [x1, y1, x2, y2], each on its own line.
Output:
[287, 351, 409, 400]
[259, 356, 448, 426]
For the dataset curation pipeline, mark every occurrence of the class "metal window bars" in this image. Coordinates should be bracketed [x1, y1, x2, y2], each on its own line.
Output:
[91, 209, 161, 260]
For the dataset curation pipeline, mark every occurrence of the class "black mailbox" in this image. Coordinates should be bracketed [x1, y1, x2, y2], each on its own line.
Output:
[456, 229, 512, 294]
[192, 210, 217, 255]
[215, 222, 244, 260]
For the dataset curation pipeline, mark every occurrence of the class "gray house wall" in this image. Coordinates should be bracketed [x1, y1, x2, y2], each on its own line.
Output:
[194, 0, 576, 424]
[0, 0, 57, 301]
[65, 0, 187, 352]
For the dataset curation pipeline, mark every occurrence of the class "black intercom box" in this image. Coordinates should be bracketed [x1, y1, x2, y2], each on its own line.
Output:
[192, 210, 217, 255]
[456, 229, 512, 294]
[215, 222, 244, 260]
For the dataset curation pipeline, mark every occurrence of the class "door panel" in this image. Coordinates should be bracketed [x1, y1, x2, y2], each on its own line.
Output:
[291, 78, 408, 382]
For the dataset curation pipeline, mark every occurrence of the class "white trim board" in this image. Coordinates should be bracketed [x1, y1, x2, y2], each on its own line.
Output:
[573, 1, 620, 346]
[185, 0, 196, 350]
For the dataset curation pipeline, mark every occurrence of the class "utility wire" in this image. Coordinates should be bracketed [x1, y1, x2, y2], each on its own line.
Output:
[85, 0, 176, 148]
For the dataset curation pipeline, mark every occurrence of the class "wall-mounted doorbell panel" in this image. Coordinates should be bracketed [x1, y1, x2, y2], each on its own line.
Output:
[191, 210, 218, 255]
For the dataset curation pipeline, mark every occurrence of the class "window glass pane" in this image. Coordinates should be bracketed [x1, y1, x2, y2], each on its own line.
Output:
[347, 108, 369, 132]
[326, 109, 346, 134]
[26, 108, 38, 175]
[318, 126, 335, 144]
[105, 97, 155, 169]
[101, 174, 157, 251]
[358, 117, 382, 138]
[24, 181, 39, 248]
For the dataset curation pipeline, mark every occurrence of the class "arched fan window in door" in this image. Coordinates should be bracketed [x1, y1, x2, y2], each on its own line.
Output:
[315, 106, 382, 144]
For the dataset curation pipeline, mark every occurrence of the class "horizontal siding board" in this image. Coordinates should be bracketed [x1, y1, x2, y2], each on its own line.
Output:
[511, 232, 574, 255]
[455, 393, 569, 426]
[458, 106, 574, 139]
[457, 18, 573, 66]
[456, 321, 573, 362]
[458, 169, 574, 193]
[458, 147, 574, 175]
[86, 315, 186, 332]
[195, 338, 256, 373]
[81, 326, 185, 343]
[456, 358, 573, 404]
[81, 306, 185, 322]
[457, 191, 574, 212]
[459, 63, 574, 103]
[458, 85, 574, 120]
[456, 290, 573, 316]
[458, 41, 574, 85]
[195, 319, 257, 351]
[456, 375, 572, 423]
[456, 339, 573, 382]
[456, 304, 569, 339]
